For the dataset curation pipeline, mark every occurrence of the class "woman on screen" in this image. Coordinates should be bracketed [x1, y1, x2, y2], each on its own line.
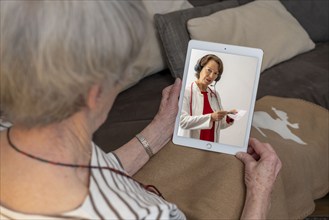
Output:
[179, 54, 237, 142]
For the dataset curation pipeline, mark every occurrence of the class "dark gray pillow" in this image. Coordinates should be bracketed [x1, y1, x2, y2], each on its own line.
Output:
[280, 0, 329, 42]
[154, 0, 239, 78]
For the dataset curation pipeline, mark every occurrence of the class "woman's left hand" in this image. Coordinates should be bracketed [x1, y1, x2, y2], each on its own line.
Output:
[153, 78, 182, 141]
[138, 78, 181, 154]
[115, 78, 181, 175]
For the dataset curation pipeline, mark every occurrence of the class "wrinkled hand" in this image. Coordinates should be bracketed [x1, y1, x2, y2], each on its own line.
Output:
[115, 79, 181, 174]
[153, 78, 181, 141]
[236, 138, 282, 196]
[211, 110, 227, 121]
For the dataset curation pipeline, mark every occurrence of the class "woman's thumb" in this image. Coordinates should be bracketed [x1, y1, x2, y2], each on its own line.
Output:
[235, 152, 254, 164]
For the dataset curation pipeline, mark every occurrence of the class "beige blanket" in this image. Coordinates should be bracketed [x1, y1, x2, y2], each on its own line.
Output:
[134, 96, 328, 219]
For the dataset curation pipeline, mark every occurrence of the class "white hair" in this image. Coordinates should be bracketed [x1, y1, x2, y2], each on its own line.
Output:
[0, 0, 147, 127]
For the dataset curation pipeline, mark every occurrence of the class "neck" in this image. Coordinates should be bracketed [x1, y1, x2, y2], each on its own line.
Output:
[9, 114, 92, 166]
[195, 81, 208, 92]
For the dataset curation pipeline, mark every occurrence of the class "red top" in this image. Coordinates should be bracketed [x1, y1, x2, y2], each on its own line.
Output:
[200, 91, 215, 142]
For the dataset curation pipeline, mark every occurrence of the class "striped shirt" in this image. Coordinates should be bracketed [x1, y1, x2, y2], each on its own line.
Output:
[0, 143, 186, 219]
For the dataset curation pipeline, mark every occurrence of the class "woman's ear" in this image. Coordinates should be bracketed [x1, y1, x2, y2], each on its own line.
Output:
[86, 84, 102, 110]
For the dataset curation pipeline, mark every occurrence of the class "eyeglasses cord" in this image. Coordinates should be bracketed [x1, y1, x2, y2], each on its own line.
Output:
[6, 127, 164, 199]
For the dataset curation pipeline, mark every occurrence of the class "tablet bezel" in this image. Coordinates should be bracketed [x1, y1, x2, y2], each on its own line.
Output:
[172, 40, 263, 155]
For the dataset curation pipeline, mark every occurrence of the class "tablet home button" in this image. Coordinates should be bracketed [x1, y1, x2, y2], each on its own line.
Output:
[206, 143, 212, 149]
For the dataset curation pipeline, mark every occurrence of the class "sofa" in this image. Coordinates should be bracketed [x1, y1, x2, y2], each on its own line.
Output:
[93, 0, 328, 219]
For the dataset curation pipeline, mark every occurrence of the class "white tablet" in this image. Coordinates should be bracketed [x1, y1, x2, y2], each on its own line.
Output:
[173, 40, 263, 155]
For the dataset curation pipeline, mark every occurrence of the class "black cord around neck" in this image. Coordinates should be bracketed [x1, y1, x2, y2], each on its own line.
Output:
[6, 127, 164, 199]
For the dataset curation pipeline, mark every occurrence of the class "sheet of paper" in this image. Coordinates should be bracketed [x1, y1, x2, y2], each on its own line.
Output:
[228, 110, 247, 121]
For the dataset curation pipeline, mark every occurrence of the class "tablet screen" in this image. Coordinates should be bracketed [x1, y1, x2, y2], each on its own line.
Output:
[173, 40, 263, 155]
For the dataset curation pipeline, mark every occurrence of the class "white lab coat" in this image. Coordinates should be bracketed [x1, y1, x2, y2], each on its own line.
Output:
[178, 82, 233, 143]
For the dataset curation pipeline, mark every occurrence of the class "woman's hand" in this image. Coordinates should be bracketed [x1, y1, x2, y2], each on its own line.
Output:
[115, 79, 181, 175]
[237, 138, 282, 194]
[142, 78, 181, 151]
[211, 110, 227, 121]
[153, 78, 181, 137]
[236, 138, 282, 219]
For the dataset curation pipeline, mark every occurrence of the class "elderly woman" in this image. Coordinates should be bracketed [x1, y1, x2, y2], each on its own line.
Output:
[0, 1, 281, 219]
[179, 54, 237, 142]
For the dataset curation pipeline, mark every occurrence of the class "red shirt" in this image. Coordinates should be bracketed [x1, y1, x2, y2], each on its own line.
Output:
[200, 91, 215, 142]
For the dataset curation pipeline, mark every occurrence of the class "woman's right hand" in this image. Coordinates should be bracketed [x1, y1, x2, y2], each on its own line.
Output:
[236, 138, 282, 194]
[211, 110, 227, 121]
[235, 138, 282, 219]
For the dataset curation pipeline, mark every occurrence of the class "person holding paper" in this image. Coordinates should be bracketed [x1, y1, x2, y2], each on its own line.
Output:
[179, 54, 237, 142]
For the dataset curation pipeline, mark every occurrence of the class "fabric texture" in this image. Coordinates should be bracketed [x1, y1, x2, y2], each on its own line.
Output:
[120, 0, 192, 91]
[0, 143, 185, 219]
[187, 0, 315, 72]
[134, 96, 329, 219]
[238, 0, 329, 42]
[154, 0, 239, 78]
[142, 0, 192, 17]
[188, 0, 222, 7]
[256, 42, 329, 109]
[280, 0, 329, 42]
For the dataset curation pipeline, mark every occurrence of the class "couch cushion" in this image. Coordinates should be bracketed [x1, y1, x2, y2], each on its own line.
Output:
[257, 42, 329, 109]
[280, 0, 329, 43]
[187, 0, 315, 72]
[154, 0, 239, 78]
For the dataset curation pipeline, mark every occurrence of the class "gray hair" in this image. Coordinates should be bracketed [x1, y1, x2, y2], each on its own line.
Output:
[0, 1, 147, 127]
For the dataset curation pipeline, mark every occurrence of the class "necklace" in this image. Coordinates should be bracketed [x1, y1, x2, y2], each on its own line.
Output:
[6, 127, 164, 199]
